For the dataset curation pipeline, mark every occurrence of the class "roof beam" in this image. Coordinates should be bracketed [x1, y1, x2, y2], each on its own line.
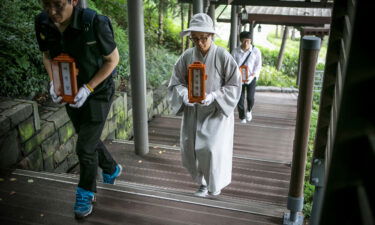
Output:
[179, 0, 333, 8]
[230, 0, 332, 8]
[218, 14, 331, 27]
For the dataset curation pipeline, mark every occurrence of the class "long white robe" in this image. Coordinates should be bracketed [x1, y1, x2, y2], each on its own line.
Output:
[168, 43, 242, 193]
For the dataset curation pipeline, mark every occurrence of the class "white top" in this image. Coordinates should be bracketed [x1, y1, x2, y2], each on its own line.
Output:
[231, 45, 262, 83]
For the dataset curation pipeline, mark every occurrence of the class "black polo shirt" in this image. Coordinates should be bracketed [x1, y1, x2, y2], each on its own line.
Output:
[35, 7, 117, 94]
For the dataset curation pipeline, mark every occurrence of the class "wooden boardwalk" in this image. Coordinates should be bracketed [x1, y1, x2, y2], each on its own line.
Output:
[0, 91, 298, 224]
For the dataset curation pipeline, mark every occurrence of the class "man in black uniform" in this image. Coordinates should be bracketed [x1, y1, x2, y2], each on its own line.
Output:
[35, 0, 122, 218]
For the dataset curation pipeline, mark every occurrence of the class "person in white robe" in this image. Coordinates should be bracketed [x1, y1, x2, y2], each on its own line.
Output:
[167, 13, 242, 197]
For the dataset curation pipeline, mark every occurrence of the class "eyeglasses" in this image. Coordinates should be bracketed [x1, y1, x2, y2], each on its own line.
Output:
[189, 36, 211, 43]
[43, 1, 67, 13]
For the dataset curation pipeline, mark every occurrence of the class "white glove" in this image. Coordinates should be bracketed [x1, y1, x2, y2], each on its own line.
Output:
[182, 90, 195, 107]
[49, 81, 62, 103]
[245, 74, 255, 84]
[69, 84, 92, 108]
[201, 92, 216, 106]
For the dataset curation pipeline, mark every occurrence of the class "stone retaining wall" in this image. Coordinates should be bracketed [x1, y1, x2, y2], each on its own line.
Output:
[0, 89, 170, 173]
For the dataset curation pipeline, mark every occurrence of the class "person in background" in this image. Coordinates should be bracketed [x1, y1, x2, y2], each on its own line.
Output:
[232, 31, 262, 123]
[35, 0, 122, 219]
[168, 13, 242, 197]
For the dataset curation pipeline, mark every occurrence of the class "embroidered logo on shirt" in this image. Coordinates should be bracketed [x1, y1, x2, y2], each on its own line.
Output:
[40, 33, 46, 40]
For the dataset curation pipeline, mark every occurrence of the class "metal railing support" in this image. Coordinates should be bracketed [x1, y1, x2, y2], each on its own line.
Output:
[193, 0, 203, 14]
[284, 36, 321, 225]
[230, 5, 238, 53]
[208, 4, 216, 27]
[78, 0, 87, 8]
[309, 158, 325, 225]
[127, 0, 149, 156]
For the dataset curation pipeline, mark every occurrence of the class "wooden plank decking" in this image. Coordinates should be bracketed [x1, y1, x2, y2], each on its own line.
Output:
[0, 91, 298, 224]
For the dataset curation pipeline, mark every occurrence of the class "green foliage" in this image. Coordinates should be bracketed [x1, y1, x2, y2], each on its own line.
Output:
[303, 92, 321, 218]
[162, 17, 183, 52]
[214, 38, 229, 50]
[281, 52, 299, 77]
[145, 47, 178, 88]
[267, 33, 300, 53]
[91, 0, 128, 29]
[88, 0, 129, 80]
[316, 62, 325, 71]
[90, 0, 179, 89]
[265, 31, 328, 75]
[258, 46, 299, 78]
[257, 46, 278, 67]
[0, 0, 46, 98]
[303, 181, 315, 218]
[258, 65, 296, 88]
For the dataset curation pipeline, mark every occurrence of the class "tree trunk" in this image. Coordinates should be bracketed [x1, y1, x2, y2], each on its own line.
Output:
[185, 4, 192, 50]
[158, 0, 164, 45]
[291, 28, 296, 40]
[275, 25, 279, 38]
[277, 26, 289, 70]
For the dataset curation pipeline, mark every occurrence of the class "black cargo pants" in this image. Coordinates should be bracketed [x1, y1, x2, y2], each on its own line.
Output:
[237, 79, 257, 120]
[66, 84, 117, 193]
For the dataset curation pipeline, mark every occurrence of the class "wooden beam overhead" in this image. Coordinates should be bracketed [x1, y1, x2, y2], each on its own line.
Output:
[216, 6, 332, 28]
[179, 0, 234, 4]
[178, 0, 333, 8]
[231, 0, 332, 8]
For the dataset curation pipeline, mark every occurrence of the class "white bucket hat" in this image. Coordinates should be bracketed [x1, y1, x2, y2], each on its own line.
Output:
[180, 13, 217, 37]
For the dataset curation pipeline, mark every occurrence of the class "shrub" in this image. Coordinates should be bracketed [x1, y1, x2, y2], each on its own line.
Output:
[258, 65, 296, 88]
[163, 17, 184, 53]
[0, 0, 46, 98]
[257, 46, 278, 67]
[214, 38, 229, 50]
[145, 47, 178, 88]
[303, 93, 320, 218]
[91, 0, 128, 29]
[257, 46, 299, 78]
[88, 0, 129, 80]
[281, 52, 299, 77]
[90, 0, 179, 89]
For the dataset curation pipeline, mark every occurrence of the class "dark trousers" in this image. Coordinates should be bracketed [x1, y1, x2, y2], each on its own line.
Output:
[237, 79, 256, 120]
[66, 97, 117, 193]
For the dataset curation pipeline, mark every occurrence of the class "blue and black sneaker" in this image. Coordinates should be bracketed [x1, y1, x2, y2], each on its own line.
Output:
[102, 164, 123, 184]
[74, 187, 95, 219]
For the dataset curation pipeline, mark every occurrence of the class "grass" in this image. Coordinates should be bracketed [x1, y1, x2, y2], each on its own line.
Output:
[267, 31, 328, 64]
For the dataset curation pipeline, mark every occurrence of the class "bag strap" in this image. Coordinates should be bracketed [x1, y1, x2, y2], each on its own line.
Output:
[81, 8, 97, 43]
[240, 50, 252, 67]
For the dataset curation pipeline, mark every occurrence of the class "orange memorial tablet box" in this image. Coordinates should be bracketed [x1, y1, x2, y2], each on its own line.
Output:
[51, 53, 78, 104]
[239, 65, 249, 83]
[188, 61, 207, 103]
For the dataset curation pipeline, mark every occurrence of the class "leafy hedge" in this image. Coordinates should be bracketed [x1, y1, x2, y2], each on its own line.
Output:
[258, 46, 299, 78]
[87, 0, 130, 80]
[0, 0, 179, 99]
[0, 0, 46, 98]
[145, 47, 177, 88]
[258, 65, 296, 88]
[303, 91, 321, 218]
[89, 0, 178, 87]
